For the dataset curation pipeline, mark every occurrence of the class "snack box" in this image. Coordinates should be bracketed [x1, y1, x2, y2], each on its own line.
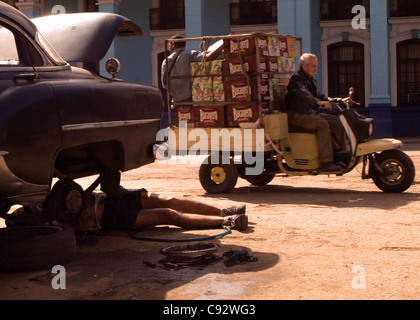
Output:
[192, 77, 214, 102]
[175, 106, 197, 127]
[197, 105, 225, 127]
[224, 36, 256, 56]
[222, 55, 256, 75]
[226, 102, 260, 127]
[224, 75, 258, 101]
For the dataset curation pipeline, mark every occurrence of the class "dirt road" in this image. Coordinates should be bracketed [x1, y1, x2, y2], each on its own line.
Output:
[0, 141, 419, 300]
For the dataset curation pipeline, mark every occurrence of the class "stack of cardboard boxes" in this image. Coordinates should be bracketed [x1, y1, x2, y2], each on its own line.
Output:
[174, 33, 298, 128]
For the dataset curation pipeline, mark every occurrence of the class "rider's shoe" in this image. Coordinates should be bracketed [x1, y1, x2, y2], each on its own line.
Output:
[319, 162, 343, 172]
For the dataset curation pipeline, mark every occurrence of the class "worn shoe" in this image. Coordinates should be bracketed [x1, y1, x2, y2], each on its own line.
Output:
[220, 204, 246, 217]
[223, 214, 248, 231]
[319, 162, 343, 172]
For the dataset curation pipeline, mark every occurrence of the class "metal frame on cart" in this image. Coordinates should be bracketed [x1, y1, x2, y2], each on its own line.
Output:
[163, 33, 303, 153]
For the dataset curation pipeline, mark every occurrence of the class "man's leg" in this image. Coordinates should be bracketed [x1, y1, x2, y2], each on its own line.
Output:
[140, 191, 244, 217]
[132, 207, 248, 231]
[319, 113, 348, 151]
[133, 208, 225, 229]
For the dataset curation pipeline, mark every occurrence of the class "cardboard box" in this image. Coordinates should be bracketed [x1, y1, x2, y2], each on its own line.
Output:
[224, 75, 258, 101]
[175, 106, 197, 127]
[192, 77, 214, 102]
[278, 57, 296, 73]
[224, 36, 256, 56]
[257, 34, 268, 56]
[191, 60, 223, 77]
[222, 55, 257, 75]
[192, 76, 225, 102]
[209, 60, 223, 76]
[226, 102, 259, 127]
[212, 76, 225, 102]
[197, 105, 225, 127]
[191, 61, 210, 76]
[266, 56, 278, 72]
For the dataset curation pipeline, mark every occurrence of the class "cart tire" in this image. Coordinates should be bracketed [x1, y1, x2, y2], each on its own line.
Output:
[371, 149, 415, 193]
[0, 225, 77, 273]
[199, 155, 238, 194]
[243, 173, 276, 186]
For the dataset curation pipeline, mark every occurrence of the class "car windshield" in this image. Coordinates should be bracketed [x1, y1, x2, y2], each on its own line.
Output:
[36, 31, 67, 65]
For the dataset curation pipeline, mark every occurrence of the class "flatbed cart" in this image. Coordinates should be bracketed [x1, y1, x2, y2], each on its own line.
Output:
[163, 33, 306, 194]
[163, 33, 415, 194]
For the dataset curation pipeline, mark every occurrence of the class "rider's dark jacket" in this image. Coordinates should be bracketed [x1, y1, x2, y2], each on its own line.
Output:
[285, 68, 328, 115]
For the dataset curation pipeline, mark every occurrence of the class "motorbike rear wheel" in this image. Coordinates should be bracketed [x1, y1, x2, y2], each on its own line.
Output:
[371, 149, 415, 193]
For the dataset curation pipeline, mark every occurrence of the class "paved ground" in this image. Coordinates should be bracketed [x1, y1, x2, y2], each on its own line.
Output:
[0, 139, 419, 300]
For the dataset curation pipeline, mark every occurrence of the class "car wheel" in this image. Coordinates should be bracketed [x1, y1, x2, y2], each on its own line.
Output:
[45, 179, 84, 223]
[0, 225, 77, 273]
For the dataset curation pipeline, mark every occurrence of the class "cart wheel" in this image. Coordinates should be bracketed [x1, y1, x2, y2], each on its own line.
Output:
[199, 155, 238, 194]
[243, 173, 276, 186]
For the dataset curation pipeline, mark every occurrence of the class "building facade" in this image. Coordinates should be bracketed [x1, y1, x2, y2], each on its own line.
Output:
[2, 0, 420, 137]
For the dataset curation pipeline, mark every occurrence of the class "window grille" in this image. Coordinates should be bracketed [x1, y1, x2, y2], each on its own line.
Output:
[321, 0, 369, 20]
[397, 39, 420, 106]
[328, 42, 365, 106]
[390, 0, 420, 17]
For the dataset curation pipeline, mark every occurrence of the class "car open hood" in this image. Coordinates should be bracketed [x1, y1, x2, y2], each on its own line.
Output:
[32, 13, 143, 62]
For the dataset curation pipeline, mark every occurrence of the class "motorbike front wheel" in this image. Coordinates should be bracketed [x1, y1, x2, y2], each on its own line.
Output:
[371, 149, 415, 193]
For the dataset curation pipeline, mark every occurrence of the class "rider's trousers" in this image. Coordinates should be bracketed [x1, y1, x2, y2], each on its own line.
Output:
[287, 111, 335, 163]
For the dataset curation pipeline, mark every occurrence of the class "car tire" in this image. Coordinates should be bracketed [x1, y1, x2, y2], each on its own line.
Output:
[0, 225, 77, 273]
[44, 179, 84, 223]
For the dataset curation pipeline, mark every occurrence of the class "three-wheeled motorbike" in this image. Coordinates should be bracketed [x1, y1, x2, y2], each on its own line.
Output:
[198, 90, 415, 194]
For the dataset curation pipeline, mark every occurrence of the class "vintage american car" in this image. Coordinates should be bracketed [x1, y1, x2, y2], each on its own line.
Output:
[0, 3, 163, 220]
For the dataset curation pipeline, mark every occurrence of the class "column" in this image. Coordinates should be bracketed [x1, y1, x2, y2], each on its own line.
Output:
[369, 0, 392, 137]
[97, 0, 122, 13]
[277, 0, 295, 35]
[15, 0, 41, 18]
[185, 0, 204, 50]
[96, 0, 123, 75]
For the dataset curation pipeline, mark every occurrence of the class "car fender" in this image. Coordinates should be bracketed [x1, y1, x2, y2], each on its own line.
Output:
[0, 82, 60, 204]
[48, 77, 163, 171]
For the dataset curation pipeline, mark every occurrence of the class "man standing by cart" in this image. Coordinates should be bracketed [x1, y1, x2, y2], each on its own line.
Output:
[285, 53, 346, 172]
[161, 34, 223, 104]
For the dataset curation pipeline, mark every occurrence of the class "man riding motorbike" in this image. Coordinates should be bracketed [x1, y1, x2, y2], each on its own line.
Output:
[285, 53, 347, 172]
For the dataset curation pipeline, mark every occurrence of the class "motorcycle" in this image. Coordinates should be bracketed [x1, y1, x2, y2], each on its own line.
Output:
[198, 88, 416, 194]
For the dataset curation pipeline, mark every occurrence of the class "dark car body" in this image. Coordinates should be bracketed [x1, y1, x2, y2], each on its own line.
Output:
[0, 3, 163, 211]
